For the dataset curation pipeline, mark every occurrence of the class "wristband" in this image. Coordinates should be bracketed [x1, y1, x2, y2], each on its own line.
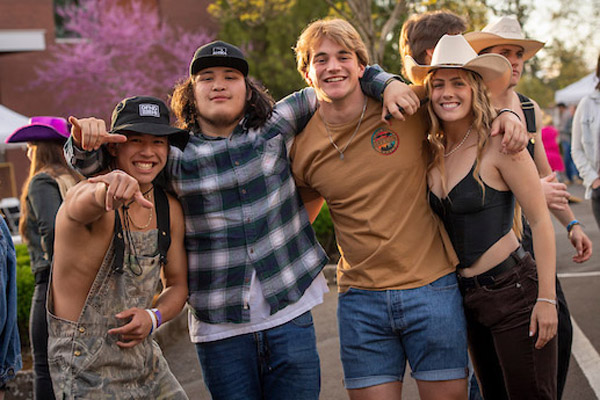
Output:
[151, 308, 162, 329]
[566, 219, 581, 234]
[145, 309, 157, 334]
[496, 108, 522, 122]
[536, 298, 557, 306]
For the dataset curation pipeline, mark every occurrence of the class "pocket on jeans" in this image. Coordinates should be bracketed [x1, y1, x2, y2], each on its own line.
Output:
[291, 311, 314, 328]
[464, 272, 529, 328]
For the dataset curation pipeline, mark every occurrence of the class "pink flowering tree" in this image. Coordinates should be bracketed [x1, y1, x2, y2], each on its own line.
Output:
[33, 0, 213, 120]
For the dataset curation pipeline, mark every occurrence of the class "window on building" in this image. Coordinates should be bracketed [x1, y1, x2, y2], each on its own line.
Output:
[54, 0, 80, 38]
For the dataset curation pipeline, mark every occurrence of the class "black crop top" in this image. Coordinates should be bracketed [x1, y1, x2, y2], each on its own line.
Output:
[429, 164, 515, 268]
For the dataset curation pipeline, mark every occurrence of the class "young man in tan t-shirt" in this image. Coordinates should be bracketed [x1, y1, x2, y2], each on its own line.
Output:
[290, 18, 531, 400]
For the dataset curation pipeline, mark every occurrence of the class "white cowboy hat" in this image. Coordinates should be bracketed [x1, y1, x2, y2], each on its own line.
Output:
[464, 16, 544, 60]
[404, 34, 512, 96]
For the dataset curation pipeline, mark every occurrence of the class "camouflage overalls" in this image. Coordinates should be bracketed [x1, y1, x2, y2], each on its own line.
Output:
[47, 224, 187, 399]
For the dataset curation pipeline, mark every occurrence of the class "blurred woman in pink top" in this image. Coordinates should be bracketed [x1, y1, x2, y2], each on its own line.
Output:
[541, 112, 565, 174]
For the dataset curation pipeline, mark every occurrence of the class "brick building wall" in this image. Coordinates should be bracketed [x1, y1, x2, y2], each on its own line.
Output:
[0, 0, 218, 197]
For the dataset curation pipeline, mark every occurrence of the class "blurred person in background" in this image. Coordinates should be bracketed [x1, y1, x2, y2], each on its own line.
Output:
[541, 112, 565, 177]
[5, 117, 81, 399]
[0, 215, 21, 400]
[572, 53, 600, 229]
[557, 103, 582, 185]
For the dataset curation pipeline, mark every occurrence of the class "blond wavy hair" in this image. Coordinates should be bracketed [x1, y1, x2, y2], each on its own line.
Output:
[424, 68, 523, 238]
[294, 18, 369, 79]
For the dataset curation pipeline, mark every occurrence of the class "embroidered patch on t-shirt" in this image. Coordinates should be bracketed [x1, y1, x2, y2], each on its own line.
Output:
[371, 128, 399, 155]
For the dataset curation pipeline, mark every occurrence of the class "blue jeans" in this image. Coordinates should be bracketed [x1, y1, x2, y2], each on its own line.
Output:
[338, 273, 468, 389]
[561, 140, 579, 180]
[0, 217, 21, 386]
[195, 311, 320, 400]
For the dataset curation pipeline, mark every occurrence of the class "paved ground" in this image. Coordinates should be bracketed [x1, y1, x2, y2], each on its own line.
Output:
[6, 183, 599, 399]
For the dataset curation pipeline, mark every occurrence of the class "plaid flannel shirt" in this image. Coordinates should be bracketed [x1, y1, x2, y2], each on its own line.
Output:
[65, 66, 394, 323]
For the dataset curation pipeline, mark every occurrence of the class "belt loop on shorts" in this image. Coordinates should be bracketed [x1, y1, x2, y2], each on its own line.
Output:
[457, 245, 528, 289]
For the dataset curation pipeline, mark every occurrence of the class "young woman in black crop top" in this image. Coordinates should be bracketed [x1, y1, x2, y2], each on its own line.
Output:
[405, 35, 558, 399]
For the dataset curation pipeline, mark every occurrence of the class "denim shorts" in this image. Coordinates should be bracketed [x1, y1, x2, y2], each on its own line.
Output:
[337, 272, 468, 389]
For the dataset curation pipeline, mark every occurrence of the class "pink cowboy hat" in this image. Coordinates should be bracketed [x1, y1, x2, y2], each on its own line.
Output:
[5, 116, 70, 143]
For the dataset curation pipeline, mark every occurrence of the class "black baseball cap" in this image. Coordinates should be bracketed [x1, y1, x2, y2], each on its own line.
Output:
[189, 40, 249, 77]
[109, 96, 189, 150]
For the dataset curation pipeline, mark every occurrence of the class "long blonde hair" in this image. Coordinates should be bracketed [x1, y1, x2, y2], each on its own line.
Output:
[424, 69, 496, 197]
[19, 141, 81, 240]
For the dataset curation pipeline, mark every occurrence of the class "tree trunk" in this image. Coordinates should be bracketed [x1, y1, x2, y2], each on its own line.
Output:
[324, 0, 408, 65]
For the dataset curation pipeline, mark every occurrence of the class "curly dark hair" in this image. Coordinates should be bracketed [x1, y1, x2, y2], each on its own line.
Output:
[170, 76, 275, 132]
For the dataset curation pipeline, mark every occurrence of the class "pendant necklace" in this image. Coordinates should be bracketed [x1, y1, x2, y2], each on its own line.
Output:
[444, 124, 473, 158]
[323, 96, 368, 160]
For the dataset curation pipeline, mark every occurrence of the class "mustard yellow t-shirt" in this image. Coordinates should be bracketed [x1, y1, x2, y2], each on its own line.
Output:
[290, 94, 458, 292]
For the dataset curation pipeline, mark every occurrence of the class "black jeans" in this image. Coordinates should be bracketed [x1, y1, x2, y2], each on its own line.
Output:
[461, 254, 557, 400]
[518, 222, 572, 399]
[467, 279, 571, 400]
[592, 187, 600, 230]
[30, 272, 55, 399]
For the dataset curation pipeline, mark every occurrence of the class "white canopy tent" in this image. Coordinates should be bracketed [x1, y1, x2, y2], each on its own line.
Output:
[554, 73, 599, 106]
[0, 104, 28, 147]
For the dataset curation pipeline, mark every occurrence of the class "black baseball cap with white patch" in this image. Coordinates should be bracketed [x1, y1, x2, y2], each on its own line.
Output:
[109, 96, 189, 150]
[189, 40, 249, 77]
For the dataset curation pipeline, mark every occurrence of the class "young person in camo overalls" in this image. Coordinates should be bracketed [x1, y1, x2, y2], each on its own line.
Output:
[49, 96, 189, 399]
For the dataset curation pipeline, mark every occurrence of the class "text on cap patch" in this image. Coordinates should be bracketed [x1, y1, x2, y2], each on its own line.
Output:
[212, 47, 228, 56]
[139, 104, 160, 118]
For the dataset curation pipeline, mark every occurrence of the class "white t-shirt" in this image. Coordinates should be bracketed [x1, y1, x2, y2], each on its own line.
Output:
[188, 272, 329, 343]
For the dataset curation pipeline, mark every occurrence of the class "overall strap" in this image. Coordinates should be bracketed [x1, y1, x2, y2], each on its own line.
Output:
[154, 185, 171, 266]
[517, 92, 536, 133]
[517, 92, 536, 157]
[112, 209, 125, 273]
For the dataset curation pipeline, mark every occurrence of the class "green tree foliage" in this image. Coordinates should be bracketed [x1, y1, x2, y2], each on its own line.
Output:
[209, 0, 329, 99]
[545, 41, 590, 93]
[15, 244, 34, 349]
[486, 0, 596, 106]
[312, 204, 340, 263]
[517, 40, 591, 108]
[208, 0, 489, 98]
